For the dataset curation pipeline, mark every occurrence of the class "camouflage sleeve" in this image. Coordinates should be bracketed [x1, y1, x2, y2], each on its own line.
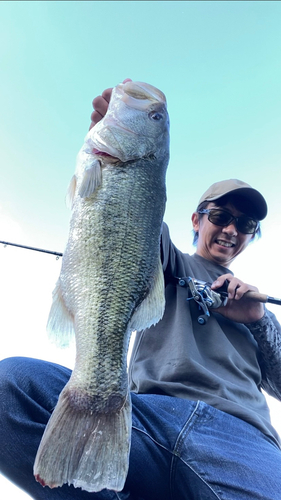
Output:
[245, 310, 281, 401]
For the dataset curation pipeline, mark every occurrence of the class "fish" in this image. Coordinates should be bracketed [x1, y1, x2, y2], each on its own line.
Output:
[33, 81, 170, 493]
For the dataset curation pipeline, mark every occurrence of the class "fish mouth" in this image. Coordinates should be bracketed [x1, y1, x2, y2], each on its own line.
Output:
[92, 149, 121, 163]
[86, 121, 140, 163]
[84, 139, 123, 163]
[118, 81, 167, 110]
[92, 148, 119, 160]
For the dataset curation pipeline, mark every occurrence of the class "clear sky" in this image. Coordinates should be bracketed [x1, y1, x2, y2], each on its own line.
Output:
[0, 1, 281, 497]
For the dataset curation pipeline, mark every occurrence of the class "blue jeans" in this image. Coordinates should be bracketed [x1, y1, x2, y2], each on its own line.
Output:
[0, 357, 281, 500]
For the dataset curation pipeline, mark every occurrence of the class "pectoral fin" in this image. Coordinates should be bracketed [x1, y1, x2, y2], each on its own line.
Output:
[130, 255, 165, 331]
[79, 159, 102, 198]
[66, 174, 77, 209]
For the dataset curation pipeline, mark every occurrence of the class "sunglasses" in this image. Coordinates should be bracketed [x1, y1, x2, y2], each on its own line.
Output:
[198, 208, 259, 234]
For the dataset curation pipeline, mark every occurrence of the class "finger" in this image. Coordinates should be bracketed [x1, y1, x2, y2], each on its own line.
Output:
[89, 91, 112, 129]
[211, 279, 223, 289]
[211, 274, 232, 289]
[101, 87, 113, 103]
[226, 280, 242, 300]
[92, 94, 110, 116]
[229, 281, 254, 300]
[89, 110, 103, 130]
[212, 276, 240, 300]
[89, 81, 132, 130]
[234, 283, 258, 301]
[233, 285, 243, 300]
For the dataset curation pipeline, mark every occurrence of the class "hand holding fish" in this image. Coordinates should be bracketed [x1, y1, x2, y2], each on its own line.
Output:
[89, 87, 112, 129]
[90, 78, 132, 129]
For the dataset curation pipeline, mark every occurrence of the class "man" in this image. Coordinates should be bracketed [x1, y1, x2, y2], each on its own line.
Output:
[0, 84, 281, 500]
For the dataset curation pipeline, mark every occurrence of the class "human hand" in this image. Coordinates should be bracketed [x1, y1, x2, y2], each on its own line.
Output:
[89, 78, 132, 130]
[211, 273, 264, 324]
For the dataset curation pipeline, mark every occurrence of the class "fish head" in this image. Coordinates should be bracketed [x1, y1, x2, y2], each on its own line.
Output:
[85, 81, 170, 164]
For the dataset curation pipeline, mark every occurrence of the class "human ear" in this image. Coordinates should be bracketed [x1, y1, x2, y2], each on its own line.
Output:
[191, 212, 200, 232]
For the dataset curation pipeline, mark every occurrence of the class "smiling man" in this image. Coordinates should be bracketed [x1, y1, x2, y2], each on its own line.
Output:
[192, 179, 265, 267]
[0, 89, 281, 500]
[126, 177, 281, 500]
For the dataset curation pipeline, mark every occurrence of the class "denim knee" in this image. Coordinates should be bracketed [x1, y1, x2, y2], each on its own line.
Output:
[0, 356, 23, 382]
[0, 356, 25, 405]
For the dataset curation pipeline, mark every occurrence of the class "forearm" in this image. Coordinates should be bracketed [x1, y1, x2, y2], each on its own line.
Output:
[245, 310, 281, 401]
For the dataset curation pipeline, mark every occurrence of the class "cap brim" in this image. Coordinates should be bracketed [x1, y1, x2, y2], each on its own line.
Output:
[208, 187, 267, 220]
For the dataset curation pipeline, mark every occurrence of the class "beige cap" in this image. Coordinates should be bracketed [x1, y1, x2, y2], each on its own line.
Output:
[198, 179, 267, 220]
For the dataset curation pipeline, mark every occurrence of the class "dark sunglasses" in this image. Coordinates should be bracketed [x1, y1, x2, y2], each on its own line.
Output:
[198, 208, 259, 234]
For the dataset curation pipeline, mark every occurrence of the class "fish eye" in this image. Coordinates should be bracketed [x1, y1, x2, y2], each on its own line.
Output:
[149, 111, 163, 121]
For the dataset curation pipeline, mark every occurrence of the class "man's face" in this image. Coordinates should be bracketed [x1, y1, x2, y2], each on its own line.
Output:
[192, 201, 254, 267]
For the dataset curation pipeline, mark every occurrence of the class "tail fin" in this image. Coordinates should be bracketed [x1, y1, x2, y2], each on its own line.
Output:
[34, 389, 131, 493]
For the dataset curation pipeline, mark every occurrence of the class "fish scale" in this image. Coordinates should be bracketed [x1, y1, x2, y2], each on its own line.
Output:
[66, 162, 164, 395]
[34, 80, 170, 492]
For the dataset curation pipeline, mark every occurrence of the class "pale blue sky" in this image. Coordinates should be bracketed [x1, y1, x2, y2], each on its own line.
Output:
[1, 2, 281, 497]
[1, 1, 281, 252]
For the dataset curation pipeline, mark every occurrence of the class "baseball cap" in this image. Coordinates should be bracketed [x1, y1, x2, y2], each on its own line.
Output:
[198, 179, 267, 220]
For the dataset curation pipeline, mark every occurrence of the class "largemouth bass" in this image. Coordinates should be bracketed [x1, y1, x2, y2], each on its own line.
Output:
[34, 81, 170, 493]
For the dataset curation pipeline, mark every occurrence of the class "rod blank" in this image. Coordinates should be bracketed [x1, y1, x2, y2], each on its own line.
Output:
[0, 240, 63, 257]
[1, 241, 281, 305]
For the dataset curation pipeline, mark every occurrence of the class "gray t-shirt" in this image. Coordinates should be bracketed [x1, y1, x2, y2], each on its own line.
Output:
[129, 223, 281, 447]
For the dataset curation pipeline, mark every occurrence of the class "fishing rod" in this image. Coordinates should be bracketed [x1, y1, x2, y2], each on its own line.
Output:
[0, 240, 63, 259]
[1, 241, 281, 313]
